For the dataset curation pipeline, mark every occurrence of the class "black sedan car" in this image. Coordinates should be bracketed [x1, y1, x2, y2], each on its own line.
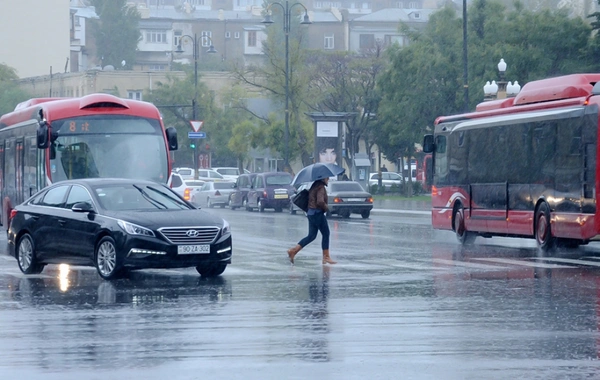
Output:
[7, 178, 232, 280]
[327, 181, 374, 219]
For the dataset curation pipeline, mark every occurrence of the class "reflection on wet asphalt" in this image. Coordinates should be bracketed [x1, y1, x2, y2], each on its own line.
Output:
[2, 209, 600, 379]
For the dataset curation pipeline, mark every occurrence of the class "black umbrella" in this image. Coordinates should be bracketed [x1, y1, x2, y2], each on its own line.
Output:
[292, 163, 345, 186]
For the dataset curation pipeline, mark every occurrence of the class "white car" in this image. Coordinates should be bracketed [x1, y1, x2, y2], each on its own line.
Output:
[196, 169, 226, 182]
[192, 181, 236, 208]
[170, 172, 205, 202]
[173, 167, 195, 180]
[212, 167, 244, 181]
[368, 172, 404, 189]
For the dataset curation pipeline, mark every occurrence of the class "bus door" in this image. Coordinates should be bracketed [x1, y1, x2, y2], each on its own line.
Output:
[470, 183, 508, 233]
[15, 139, 24, 205]
[23, 136, 38, 199]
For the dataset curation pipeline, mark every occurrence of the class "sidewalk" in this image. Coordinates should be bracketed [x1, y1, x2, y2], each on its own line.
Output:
[372, 198, 431, 216]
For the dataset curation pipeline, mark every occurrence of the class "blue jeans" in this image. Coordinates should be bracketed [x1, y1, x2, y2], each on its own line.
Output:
[298, 212, 330, 250]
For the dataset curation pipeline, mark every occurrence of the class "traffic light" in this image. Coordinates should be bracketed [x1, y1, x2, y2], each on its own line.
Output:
[190, 142, 196, 149]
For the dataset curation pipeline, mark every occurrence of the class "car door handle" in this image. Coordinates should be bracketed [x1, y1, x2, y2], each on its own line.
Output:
[58, 219, 66, 225]
[30, 216, 39, 221]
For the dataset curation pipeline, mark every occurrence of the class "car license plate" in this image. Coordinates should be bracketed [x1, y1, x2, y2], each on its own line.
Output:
[347, 198, 363, 202]
[178, 245, 210, 254]
[274, 194, 288, 199]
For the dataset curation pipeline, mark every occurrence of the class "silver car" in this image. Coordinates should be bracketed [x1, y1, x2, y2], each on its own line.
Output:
[368, 172, 403, 190]
[192, 181, 236, 208]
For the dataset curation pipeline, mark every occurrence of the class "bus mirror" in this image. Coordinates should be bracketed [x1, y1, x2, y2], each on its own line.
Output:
[166, 127, 178, 151]
[422, 135, 434, 153]
[37, 122, 49, 149]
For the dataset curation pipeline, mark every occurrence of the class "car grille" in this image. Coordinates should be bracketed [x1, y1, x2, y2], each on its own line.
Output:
[158, 226, 220, 244]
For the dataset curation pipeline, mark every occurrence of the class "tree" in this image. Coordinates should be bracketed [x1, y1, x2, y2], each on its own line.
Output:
[0, 63, 31, 116]
[90, 0, 141, 69]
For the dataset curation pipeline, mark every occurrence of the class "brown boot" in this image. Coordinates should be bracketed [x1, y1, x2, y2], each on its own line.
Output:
[322, 249, 337, 265]
[287, 244, 302, 264]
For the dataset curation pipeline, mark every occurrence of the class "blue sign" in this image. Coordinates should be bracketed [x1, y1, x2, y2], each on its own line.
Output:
[188, 132, 206, 139]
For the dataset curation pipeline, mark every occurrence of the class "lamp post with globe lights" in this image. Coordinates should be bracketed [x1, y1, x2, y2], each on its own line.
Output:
[483, 58, 521, 101]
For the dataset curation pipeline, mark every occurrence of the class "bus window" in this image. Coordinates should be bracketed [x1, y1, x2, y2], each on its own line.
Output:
[434, 135, 448, 184]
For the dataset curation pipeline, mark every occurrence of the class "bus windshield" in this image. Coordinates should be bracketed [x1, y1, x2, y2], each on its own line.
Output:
[49, 115, 168, 183]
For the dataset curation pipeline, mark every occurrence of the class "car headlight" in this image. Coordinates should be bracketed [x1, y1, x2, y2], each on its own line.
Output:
[221, 219, 231, 236]
[117, 220, 155, 237]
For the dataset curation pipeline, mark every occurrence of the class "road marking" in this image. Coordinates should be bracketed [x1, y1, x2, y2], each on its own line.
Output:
[432, 258, 510, 270]
[471, 257, 575, 269]
[531, 257, 600, 267]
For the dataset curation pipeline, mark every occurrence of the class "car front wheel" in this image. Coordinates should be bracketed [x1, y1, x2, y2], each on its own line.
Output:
[95, 236, 123, 280]
[17, 233, 44, 274]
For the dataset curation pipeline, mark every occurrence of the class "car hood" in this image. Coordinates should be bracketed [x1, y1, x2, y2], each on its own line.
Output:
[103, 209, 225, 229]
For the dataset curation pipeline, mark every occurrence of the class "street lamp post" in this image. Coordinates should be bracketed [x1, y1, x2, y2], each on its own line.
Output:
[262, 1, 311, 171]
[482, 58, 521, 101]
[175, 34, 217, 176]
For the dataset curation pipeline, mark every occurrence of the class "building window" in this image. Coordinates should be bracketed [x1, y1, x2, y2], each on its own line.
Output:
[201, 31, 212, 47]
[248, 31, 257, 47]
[408, 1, 417, 7]
[148, 65, 166, 71]
[359, 34, 375, 49]
[234, 32, 240, 39]
[174, 30, 182, 47]
[75, 16, 81, 26]
[225, 31, 231, 39]
[146, 30, 167, 43]
[362, 2, 370, 9]
[395, 1, 404, 7]
[324, 35, 334, 50]
[315, 1, 323, 7]
[127, 91, 142, 101]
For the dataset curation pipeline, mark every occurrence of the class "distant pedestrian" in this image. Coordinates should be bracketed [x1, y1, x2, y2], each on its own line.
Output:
[287, 178, 337, 265]
[381, 164, 388, 172]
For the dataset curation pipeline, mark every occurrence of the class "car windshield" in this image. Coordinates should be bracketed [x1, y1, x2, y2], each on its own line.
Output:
[94, 184, 192, 211]
[330, 182, 364, 192]
[266, 175, 292, 186]
[214, 182, 234, 189]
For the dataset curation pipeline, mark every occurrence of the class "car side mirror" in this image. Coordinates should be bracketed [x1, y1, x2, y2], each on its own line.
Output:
[72, 202, 95, 213]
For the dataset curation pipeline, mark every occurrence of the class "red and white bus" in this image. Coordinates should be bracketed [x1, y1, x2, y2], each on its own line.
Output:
[423, 73, 600, 251]
[0, 93, 178, 227]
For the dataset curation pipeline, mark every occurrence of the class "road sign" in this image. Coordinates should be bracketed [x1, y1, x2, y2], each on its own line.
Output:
[190, 120, 204, 132]
[188, 132, 206, 139]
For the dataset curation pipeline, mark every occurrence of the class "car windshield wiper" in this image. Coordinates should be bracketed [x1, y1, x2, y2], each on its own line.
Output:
[133, 185, 168, 209]
[145, 186, 190, 209]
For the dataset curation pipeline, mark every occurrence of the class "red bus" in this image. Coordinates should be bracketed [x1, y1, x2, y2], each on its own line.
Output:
[0, 93, 178, 227]
[422, 73, 600, 251]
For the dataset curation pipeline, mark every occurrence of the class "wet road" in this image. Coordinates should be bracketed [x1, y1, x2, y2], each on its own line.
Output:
[2, 207, 600, 379]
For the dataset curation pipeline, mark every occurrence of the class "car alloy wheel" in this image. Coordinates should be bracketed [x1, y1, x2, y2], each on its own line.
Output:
[17, 234, 44, 274]
[95, 236, 121, 279]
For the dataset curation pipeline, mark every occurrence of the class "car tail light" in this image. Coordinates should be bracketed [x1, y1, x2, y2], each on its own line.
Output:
[183, 188, 191, 200]
[333, 197, 343, 203]
[9, 209, 17, 220]
[215, 190, 221, 196]
[366, 197, 374, 203]
[263, 191, 268, 197]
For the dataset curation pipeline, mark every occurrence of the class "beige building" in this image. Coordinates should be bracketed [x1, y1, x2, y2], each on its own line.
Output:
[0, 0, 70, 78]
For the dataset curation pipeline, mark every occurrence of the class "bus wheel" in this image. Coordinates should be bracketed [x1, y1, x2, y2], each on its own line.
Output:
[453, 204, 475, 245]
[535, 203, 556, 252]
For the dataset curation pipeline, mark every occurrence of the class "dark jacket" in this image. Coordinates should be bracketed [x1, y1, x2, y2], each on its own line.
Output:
[308, 180, 328, 212]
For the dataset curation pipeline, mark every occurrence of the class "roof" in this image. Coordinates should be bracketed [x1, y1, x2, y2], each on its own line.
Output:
[351, 8, 435, 23]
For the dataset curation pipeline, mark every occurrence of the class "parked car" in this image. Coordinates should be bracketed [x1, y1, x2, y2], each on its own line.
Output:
[170, 172, 204, 202]
[228, 173, 258, 210]
[246, 172, 295, 212]
[173, 167, 195, 180]
[327, 181, 373, 219]
[211, 167, 242, 181]
[7, 178, 232, 279]
[192, 181, 236, 208]
[369, 171, 404, 190]
[289, 182, 311, 215]
[196, 169, 225, 182]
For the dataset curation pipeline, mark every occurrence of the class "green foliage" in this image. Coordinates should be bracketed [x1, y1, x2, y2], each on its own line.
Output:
[91, 0, 140, 69]
[376, 0, 593, 164]
[0, 64, 31, 116]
